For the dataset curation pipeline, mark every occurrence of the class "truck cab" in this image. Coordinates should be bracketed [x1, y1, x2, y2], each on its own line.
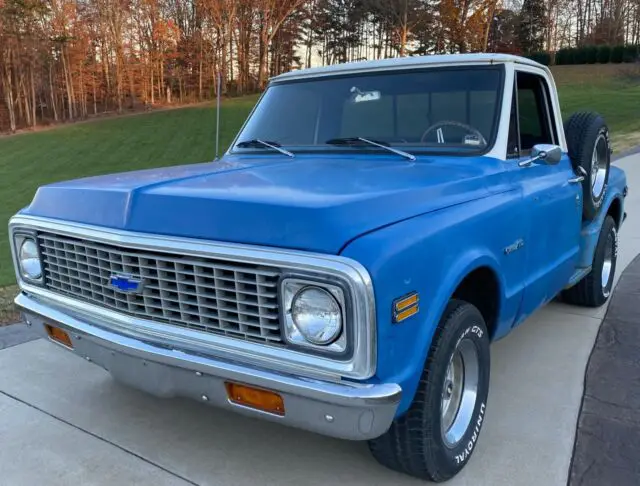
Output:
[9, 53, 627, 482]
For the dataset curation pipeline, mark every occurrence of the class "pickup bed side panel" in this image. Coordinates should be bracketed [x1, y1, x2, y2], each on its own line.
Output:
[340, 190, 527, 416]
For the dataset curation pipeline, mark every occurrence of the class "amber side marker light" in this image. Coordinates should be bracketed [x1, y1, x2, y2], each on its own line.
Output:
[393, 291, 419, 323]
[225, 382, 285, 416]
[45, 325, 73, 348]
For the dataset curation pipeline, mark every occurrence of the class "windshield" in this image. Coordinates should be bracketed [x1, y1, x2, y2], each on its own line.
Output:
[233, 65, 504, 155]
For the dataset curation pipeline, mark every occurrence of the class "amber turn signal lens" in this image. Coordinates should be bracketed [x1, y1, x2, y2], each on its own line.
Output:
[225, 382, 285, 416]
[393, 291, 420, 323]
[395, 293, 418, 311]
[45, 325, 73, 348]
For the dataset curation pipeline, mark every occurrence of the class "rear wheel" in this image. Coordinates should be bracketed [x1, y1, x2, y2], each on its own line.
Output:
[368, 300, 490, 482]
[562, 215, 617, 307]
[564, 112, 611, 220]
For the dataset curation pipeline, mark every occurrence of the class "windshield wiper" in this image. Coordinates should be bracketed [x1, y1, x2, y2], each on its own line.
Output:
[325, 137, 416, 161]
[235, 139, 294, 158]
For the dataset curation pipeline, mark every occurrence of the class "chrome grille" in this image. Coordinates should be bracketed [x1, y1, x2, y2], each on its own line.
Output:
[37, 232, 283, 343]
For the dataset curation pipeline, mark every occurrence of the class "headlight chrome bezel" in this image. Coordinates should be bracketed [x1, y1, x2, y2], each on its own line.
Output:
[281, 277, 350, 356]
[12, 231, 44, 284]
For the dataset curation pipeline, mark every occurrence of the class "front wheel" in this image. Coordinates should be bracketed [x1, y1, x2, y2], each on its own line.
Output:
[562, 215, 617, 307]
[368, 300, 490, 482]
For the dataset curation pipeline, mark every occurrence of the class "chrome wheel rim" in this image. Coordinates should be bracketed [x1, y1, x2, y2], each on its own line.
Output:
[441, 338, 479, 448]
[591, 134, 608, 200]
[601, 228, 616, 296]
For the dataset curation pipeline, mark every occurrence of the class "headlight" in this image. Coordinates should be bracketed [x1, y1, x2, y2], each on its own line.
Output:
[18, 238, 42, 280]
[282, 280, 346, 353]
[291, 287, 342, 345]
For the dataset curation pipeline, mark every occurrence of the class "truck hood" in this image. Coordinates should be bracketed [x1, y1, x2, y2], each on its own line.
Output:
[23, 154, 498, 254]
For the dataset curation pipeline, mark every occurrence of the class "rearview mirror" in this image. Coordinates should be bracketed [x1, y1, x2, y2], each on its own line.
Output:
[519, 144, 563, 168]
[531, 144, 562, 165]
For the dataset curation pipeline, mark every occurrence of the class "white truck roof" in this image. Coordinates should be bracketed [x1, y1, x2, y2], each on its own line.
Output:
[272, 53, 546, 82]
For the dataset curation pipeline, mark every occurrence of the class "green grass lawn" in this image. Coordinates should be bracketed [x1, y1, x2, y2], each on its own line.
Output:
[552, 64, 640, 150]
[0, 64, 639, 293]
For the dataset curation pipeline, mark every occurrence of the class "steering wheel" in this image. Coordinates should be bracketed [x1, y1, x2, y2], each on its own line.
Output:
[420, 120, 487, 146]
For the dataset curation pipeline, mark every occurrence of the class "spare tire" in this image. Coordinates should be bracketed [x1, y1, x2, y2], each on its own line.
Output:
[564, 112, 611, 220]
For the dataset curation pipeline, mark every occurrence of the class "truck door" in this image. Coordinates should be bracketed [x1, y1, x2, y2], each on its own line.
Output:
[509, 69, 582, 322]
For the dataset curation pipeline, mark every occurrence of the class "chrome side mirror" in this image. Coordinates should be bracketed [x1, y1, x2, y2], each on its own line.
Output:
[518, 144, 563, 167]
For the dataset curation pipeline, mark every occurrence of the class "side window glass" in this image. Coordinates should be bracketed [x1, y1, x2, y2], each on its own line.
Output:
[516, 72, 555, 153]
[518, 88, 543, 145]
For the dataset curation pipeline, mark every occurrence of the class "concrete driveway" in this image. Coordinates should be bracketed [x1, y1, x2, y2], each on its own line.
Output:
[0, 154, 638, 486]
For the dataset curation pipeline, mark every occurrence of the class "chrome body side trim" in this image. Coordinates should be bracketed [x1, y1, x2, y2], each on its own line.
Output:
[9, 215, 377, 380]
[18, 293, 400, 440]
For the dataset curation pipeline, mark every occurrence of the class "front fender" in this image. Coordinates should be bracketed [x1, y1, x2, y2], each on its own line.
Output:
[340, 190, 525, 415]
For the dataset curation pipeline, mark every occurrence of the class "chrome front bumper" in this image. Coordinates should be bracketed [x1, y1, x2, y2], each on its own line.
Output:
[16, 292, 401, 440]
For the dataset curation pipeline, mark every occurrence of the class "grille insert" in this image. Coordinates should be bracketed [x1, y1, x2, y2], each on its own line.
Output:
[38, 232, 283, 343]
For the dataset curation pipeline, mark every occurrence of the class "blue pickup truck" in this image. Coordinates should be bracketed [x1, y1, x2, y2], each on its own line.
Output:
[10, 54, 627, 482]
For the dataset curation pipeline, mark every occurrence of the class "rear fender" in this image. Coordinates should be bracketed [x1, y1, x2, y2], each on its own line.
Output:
[576, 166, 626, 269]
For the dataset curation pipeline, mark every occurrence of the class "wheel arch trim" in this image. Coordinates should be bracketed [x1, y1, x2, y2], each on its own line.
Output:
[577, 191, 625, 269]
[393, 250, 505, 415]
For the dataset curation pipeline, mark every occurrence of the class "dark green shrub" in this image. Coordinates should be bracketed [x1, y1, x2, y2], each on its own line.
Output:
[557, 49, 566, 65]
[549, 45, 638, 65]
[623, 44, 639, 63]
[540, 51, 551, 66]
[556, 48, 573, 65]
[597, 45, 611, 63]
[573, 46, 588, 64]
[611, 45, 624, 63]
[528, 51, 551, 66]
[565, 48, 576, 65]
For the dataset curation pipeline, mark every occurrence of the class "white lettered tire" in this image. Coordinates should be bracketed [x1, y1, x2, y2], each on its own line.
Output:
[368, 299, 490, 482]
[564, 112, 611, 221]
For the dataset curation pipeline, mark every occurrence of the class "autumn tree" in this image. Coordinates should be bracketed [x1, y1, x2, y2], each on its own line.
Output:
[487, 8, 520, 52]
[3, 0, 640, 133]
[368, 0, 431, 56]
[518, 0, 546, 52]
[256, 0, 306, 88]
